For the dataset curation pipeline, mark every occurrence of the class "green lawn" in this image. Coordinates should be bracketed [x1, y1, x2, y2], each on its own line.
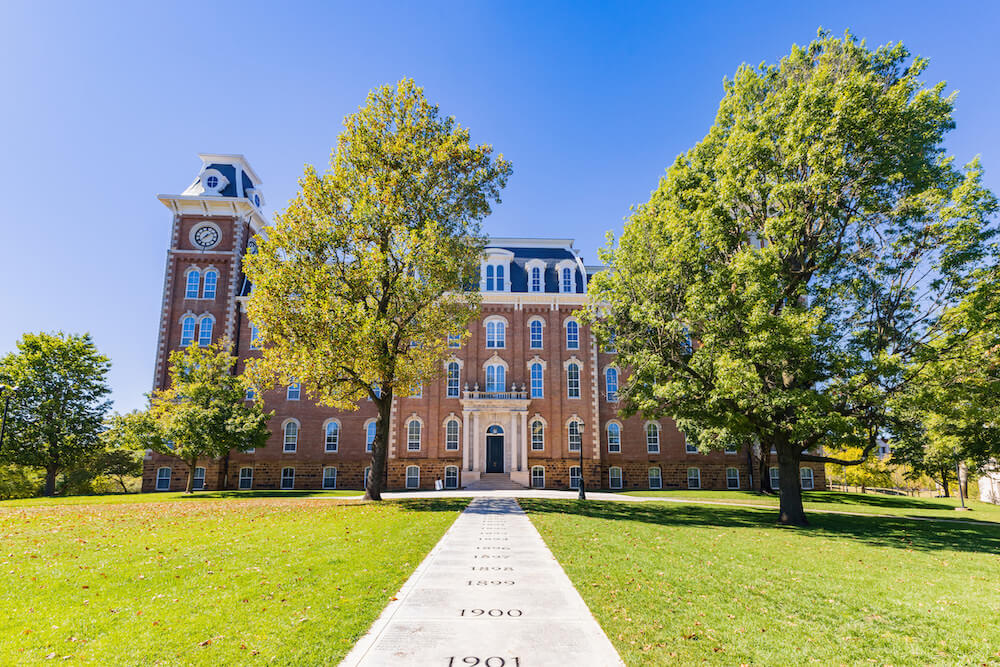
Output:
[0, 488, 363, 508]
[619, 489, 1000, 524]
[522, 498, 1000, 666]
[0, 497, 465, 664]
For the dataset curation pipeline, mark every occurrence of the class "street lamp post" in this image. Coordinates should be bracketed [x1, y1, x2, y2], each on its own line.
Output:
[577, 423, 586, 500]
[0, 385, 16, 449]
[955, 460, 967, 510]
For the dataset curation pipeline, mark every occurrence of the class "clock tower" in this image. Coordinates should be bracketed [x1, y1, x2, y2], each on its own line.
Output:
[152, 154, 268, 391]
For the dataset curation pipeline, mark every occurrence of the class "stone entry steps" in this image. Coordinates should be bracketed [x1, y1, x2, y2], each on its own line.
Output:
[463, 473, 526, 491]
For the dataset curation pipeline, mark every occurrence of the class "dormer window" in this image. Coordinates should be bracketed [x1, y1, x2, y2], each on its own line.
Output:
[199, 168, 228, 195]
[561, 268, 572, 292]
[555, 259, 578, 293]
[481, 248, 514, 293]
[205, 175, 218, 189]
[525, 258, 546, 293]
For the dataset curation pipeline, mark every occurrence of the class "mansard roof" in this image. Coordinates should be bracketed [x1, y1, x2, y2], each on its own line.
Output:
[485, 238, 587, 294]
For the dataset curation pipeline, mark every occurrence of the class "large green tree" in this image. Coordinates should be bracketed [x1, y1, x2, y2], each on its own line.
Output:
[588, 32, 997, 525]
[243, 78, 511, 500]
[150, 342, 271, 493]
[0, 332, 111, 495]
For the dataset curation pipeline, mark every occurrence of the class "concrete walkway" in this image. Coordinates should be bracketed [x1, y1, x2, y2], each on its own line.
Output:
[340, 497, 624, 666]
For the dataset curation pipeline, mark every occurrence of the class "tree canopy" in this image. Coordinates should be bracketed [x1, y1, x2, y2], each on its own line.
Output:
[587, 31, 998, 525]
[243, 78, 511, 500]
[0, 332, 111, 495]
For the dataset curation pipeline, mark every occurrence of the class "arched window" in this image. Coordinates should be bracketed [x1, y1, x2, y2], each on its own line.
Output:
[445, 419, 460, 450]
[566, 363, 580, 398]
[646, 423, 660, 453]
[687, 467, 701, 489]
[529, 319, 543, 348]
[405, 465, 420, 489]
[444, 465, 459, 489]
[485, 265, 495, 291]
[530, 363, 543, 398]
[323, 467, 337, 489]
[495, 264, 505, 291]
[531, 466, 545, 488]
[531, 266, 542, 292]
[485, 364, 506, 393]
[726, 467, 740, 489]
[202, 270, 218, 299]
[185, 270, 200, 299]
[180, 315, 196, 347]
[607, 423, 621, 453]
[800, 467, 814, 490]
[561, 267, 573, 293]
[198, 316, 214, 347]
[485, 320, 505, 348]
[407, 420, 421, 451]
[609, 466, 623, 489]
[605, 368, 618, 402]
[648, 467, 662, 490]
[566, 321, 579, 349]
[568, 419, 582, 451]
[530, 419, 545, 451]
[366, 421, 376, 452]
[325, 421, 340, 452]
[446, 362, 460, 398]
[283, 421, 298, 452]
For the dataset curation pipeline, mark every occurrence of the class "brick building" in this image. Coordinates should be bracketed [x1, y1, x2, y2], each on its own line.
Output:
[142, 154, 826, 493]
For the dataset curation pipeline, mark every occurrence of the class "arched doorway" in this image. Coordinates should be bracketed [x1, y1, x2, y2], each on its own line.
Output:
[486, 425, 504, 473]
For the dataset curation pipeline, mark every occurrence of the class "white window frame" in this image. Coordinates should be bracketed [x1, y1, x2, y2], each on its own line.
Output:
[323, 466, 338, 489]
[281, 467, 295, 490]
[687, 467, 701, 489]
[365, 420, 376, 452]
[197, 315, 214, 347]
[193, 466, 206, 491]
[685, 435, 698, 454]
[179, 314, 196, 347]
[363, 466, 371, 489]
[646, 422, 660, 454]
[556, 259, 577, 293]
[249, 324, 262, 350]
[445, 418, 460, 451]
[238, 467, 253, 490]
[607, 422, 621, 453]
[406, 418, 422, 451]
[529, 361, 544, 398]
[156, 466, 171, 491]
[531, 465, 545, 488]
[605, 367, 618, 402]
[283, 420, 299, 453]
[568, 419, 582, 452]
[446, 361, 460, 398]
[648, 467, 662, 490]
[530, 419, 545, 451]
[770, 466, 780, 490]
[726, 467, 740, 490]
[724, 445, 738, 455]
[528, 318, 544, 349]
[184, 268, 201, 299]
[202, 269, 218, 299]
[324, 419, 340, 453]
[485, 363, 506, 393]
[406, 465, 420, 489]
[448, 333, 462, 348]
[609, 466, 623, 490]
[526, 259, 545, 293]
[569, 466, 582, 490]
[566, 362, 581, 399]
[565, 318, 580, 349]
[286, 383, 301, 401]
[485, 317, 507, 349]
[800, 467, 814, 490]
[444, 465, 459, 489]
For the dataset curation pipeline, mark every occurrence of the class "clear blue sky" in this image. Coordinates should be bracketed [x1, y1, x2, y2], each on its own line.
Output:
[1, 1, 997, 413]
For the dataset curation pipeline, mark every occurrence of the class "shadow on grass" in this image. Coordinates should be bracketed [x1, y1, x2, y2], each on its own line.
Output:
[174, 490, 360, 500]
[799, 491, 957, 511]
[392, 498, 472, 514]
[519, 499, 1000, 556]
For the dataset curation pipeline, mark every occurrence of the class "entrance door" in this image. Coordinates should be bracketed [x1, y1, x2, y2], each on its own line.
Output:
[486, 425, 504, 473]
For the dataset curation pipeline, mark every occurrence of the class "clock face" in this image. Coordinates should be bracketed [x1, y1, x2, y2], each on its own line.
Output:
[193, 225, 220, 249]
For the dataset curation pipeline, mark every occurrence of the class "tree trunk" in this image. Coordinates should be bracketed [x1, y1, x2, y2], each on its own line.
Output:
[757, 445, 772, 494]
[940, 466, 950, 497]
[365, 390, 393, 501]
[185, 459, 196, 494]
[44, 466, 58, 496]
[777, 446, 807, 526]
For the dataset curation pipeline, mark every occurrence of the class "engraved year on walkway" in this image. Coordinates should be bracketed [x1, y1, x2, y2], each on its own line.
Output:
[340, 497, 624, 667]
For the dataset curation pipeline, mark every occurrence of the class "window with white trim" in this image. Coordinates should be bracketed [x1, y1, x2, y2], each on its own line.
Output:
[444, 465, 459, 489]
[607, 423, 621, 453]
[566, 363, 580, 398]
[286, 383, 301, 401]
[409, 384, 422, 399]
[446, 362, 460, 398]
[529, 319, 543, 348]
[530, 420, 544, 451]
[193, 466, 206, 491]
[323, 467, 337, 489]
[566, 320, 579, 349]
[724, 445, 738, 455]
[685, 436, 698, 454]
[185, 270, 200, 299]
[245, 387, 255, 400]
[769, 466, 780, 489]
[283, 421, 298, 452]
[485, 320, 506, 348]
[325, 421, 340, 452]
[687, 467, 701, 489]
[156, 467, 171, 491]
[281, 467, 295, 489]
[366, 421, 376, 452]
[568, 419, 582, 451]
[406, 465, 420, 489]
[198, 316, 214, 347]
[569, 466, 581, 489]
[238, 467, 253, 490]
[407, 420, 421, 451]
[445, 419, 459, 451]
[530, 363, 543, 398]
[180, 315, 196, 347]
[249, 324, 261, 350]
[648, 467, 662, 490]
[646, 423, 660, 453]
[448, 334, 461, 348]
[609, 466, 623, 489]
[530, 266, 542, 292]
[485, 363, 506, 393]
[202, 270, 218, 299]
[605, 367, 618, 402]
[531, 466, 545, 488]
[800, 467, 814, 490]
[726, 467, 740, 489]
[561, 267, 573, 293]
